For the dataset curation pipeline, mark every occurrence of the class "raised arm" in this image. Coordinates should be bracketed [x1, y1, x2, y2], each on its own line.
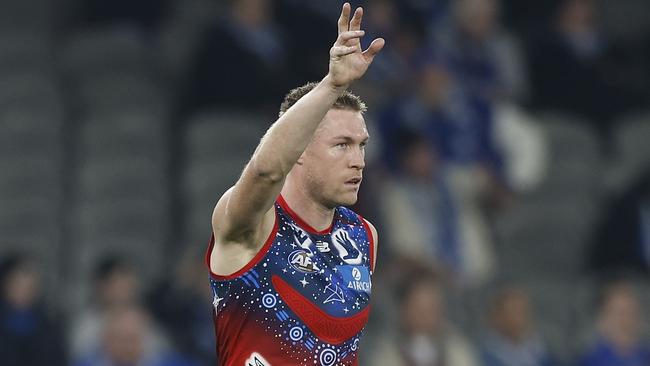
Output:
[212, 3, 384, 247]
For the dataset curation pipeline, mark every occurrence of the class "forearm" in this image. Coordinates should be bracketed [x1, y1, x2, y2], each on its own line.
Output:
[211, 3, 384, 242]
[250, 75, 345, 179]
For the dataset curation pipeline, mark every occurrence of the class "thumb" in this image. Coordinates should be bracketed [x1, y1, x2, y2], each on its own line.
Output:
[362, 38, 385, 63]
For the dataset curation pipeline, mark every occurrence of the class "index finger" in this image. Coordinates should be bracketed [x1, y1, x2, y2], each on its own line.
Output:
[337, 2, 351, 34]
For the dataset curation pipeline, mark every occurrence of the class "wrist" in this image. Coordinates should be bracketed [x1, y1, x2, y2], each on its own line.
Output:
[322, 74, 348, 95]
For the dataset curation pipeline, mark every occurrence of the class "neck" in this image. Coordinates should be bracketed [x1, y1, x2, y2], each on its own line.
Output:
[281, 175, 335, 232]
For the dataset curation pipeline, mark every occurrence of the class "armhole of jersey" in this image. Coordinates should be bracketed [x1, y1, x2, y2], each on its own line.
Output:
[359, 215, 375, 272]
[205, 206, 280, 281]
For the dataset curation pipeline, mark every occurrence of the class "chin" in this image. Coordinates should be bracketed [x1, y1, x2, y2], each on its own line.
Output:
[337, 193, 358, 207]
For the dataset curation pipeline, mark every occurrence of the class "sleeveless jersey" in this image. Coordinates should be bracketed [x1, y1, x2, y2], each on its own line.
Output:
[205, 195, 375, 366]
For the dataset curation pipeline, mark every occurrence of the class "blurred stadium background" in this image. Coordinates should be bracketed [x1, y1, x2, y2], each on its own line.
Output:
[1, 0, 650, 365]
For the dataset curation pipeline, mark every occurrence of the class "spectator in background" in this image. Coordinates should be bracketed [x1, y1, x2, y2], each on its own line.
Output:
[186, 0, 289, 112]
[378, 129, 461, 282]
[377, 57, 502, 174]
[588, 168, 650, 277]
[69, 255, 167, 360]
[528, 0, 619, 140]
[0, 253, 66, 366]
[481, 287, 556, 366]
[370, 273, 479, 366]
[355, 0, 427, 104]
[491, 104, 548, 193]
[579, 282, 650, 366]
[377, 59, 499, 286]
[431, 0, 528, 102]
[147, 250, 215, 365]
[73, 305, 195, 366]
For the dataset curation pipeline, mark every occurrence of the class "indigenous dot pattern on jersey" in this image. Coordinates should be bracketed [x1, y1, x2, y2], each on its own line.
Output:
[206, 196, 374, 366]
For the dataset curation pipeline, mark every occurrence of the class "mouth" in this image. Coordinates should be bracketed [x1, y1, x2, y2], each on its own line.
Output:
[345, 177, 362, 187]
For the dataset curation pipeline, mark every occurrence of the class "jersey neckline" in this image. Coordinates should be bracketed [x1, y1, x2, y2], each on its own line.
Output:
[277, 194, 335, 235]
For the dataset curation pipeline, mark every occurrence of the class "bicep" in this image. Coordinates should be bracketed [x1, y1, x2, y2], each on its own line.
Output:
[212, 159, 285, 242]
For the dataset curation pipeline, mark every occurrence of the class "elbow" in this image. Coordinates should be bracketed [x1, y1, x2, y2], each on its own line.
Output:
[248, 157, 286, 184]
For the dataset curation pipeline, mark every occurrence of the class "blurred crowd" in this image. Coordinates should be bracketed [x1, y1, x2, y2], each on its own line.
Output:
[2, 252, 650, 366]
[0, 250, 214, 366]
[1, 0, 650, 365]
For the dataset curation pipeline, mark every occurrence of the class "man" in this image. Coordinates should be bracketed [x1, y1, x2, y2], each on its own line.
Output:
[579, 282, 650, 366]
[0, 253, 66, 366]
[73, 305, 194, 366]
[204, 3, 384, 365]
[369, 273, 479, 366]
[481, 287, 556, 366]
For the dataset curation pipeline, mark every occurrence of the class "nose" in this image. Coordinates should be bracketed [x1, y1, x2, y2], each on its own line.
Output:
[349, 146, 365, 170]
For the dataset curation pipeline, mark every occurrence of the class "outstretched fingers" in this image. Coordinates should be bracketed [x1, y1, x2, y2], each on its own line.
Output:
[334, 30, 365, 47]
[349, 7, 363, 32]
[337, 3, 351, 34]
[348, 7, 363, 47]
[331, 30, 365, 58]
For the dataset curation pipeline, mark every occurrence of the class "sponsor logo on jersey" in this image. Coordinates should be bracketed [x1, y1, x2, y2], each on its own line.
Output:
[352, 267, 362, 281]
[337, 265, 371, 293]
[246, 352, 270, 366]
[315, 240, 331, 252]
[288, 250, 319, 273]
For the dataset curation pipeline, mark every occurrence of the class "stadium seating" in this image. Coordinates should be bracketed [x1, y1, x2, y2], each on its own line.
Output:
[181, 110, 265, 247]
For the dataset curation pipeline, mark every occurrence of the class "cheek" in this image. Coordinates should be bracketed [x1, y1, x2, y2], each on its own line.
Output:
[305, 143, 336, 161]
[325, 147, 344, 160]
[308, 148, 344, 171]
[303, 146, 347, 186]
[303, 162, 327, 189]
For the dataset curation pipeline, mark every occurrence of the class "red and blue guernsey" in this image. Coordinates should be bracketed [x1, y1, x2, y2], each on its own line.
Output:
[205, 195, 375, 366]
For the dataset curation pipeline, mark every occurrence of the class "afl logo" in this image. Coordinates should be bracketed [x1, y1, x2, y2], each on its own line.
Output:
[288, 250, 319, 273]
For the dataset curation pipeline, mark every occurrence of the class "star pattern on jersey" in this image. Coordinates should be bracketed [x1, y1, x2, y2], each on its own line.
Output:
[208, 202, 372, 365]
[323, 283, 345, 304]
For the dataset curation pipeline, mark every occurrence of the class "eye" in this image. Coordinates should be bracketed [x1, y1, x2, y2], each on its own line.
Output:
[336, 143, 348, 148]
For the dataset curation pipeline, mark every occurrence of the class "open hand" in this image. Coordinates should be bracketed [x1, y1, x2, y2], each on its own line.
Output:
[328, 3, 385, 89]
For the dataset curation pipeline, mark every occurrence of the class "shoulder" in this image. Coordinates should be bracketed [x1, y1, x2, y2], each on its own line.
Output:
[360, 216, 379, 270]
[362, 217, 379, 244]
[212, 187, 276, 246]
[446, 328, 480, 366]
